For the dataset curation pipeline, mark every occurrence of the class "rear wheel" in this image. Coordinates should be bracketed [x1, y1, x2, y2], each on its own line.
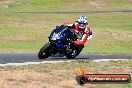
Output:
[38, 42, 52, 59]
[66, 50, 78, 59]
[66, 46, 84, 59]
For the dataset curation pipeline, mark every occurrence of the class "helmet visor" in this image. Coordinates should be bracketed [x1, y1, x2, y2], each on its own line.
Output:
[78, 22, 86, 29]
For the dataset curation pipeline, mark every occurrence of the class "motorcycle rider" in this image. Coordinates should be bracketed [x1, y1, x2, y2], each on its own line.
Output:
[64, 16, 92, 55]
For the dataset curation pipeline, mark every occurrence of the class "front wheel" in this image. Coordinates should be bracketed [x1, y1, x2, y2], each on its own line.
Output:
[38, 42, 52, 59]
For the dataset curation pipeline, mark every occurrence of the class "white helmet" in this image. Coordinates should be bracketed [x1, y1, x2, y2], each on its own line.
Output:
[77, 16, 88, 29]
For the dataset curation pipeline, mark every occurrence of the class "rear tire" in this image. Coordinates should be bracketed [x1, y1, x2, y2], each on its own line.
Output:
[38, 42, 52, 59]
[66, 46, 84, 59]
[66, 50, 78, 59]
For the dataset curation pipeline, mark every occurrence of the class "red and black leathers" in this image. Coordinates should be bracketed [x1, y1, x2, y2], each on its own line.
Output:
[64, 21, 91, 46]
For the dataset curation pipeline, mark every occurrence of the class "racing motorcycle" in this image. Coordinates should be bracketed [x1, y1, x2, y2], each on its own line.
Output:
[38, 25, 82, 59]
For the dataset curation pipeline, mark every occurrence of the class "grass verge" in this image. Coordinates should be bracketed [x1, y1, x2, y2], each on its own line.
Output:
[0, 13, 131, 54]
[0, 0, 132, 12]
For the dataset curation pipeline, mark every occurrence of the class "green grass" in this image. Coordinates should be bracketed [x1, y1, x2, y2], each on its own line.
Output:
[0, 13, 132, 54]
[111, 60, 132, 66]
[0, 0, 132, 54]
[0, 0, 132, 12]
[92, 13, 132, 31]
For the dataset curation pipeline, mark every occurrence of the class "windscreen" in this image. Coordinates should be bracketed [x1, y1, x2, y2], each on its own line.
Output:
[55, 25, 68, 34]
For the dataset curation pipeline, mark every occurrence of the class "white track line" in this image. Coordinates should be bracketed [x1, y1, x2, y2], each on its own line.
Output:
[93, 59, 130, 62]
[0, 59, 130, 66]
[0, 60, 75, 66]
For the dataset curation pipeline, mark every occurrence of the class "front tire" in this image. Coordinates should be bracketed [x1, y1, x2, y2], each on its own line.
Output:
[38, 42, 52, 59]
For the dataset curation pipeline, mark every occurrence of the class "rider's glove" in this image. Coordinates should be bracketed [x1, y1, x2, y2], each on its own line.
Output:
[87, 31, 93, 41]
[87, 35, 92, 41]
[74, 39, 84, 46]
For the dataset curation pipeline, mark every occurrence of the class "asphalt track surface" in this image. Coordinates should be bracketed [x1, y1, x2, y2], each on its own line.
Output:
[0, 53, 132, 64]
[0, 10, 132, 14]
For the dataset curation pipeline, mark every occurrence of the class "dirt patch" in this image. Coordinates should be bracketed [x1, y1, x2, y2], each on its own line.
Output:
[0, 60, 132, 88]
[89, 1, 106, 9]
[0, 70, 50, 88]
[0, 0, 12, 8]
